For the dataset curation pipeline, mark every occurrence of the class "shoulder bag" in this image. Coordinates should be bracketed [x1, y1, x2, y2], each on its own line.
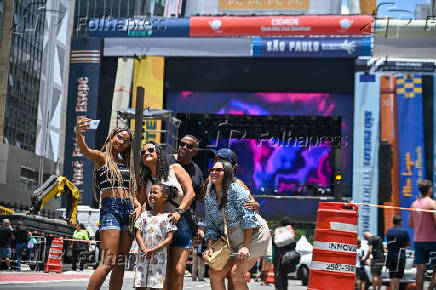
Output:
[208, 207, 232, 271]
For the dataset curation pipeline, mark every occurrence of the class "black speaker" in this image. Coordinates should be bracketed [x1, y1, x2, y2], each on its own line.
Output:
[378, 142, 393, 203]
[329, 148, 344, 171]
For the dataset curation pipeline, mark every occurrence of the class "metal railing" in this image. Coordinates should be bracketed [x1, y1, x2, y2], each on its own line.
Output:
[26, 236, 47, 271]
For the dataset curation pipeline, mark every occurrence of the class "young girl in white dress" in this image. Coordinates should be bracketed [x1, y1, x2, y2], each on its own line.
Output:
[134, 183, 178, 289]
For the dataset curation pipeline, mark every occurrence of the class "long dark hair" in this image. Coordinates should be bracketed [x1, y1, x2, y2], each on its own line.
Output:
[93, 127, 136, 203]
[212, 160, 236, 209]
[140, 141, 170, 185]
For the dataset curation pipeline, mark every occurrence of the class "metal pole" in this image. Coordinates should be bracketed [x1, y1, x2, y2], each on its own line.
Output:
[134, 86, 145, 182]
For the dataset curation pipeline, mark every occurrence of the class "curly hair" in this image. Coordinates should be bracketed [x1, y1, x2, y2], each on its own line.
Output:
[93, 128, 137, 202]
[152, 181, 178, 202]
[140, 141, 170, 186]
[211, 160, 236, 210]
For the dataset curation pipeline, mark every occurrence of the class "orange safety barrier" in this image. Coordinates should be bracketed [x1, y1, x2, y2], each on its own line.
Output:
[44, 237, 64, 273]
[265, 268, 274, 284]
[308, 202, 358, 290]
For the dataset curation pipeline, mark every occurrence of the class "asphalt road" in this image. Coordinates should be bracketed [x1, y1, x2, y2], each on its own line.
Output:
[0, 276, 308, 289]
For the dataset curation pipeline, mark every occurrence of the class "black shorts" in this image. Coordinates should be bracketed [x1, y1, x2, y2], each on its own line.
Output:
[370, 258, 385, 276]
[356, 267, 368, 281]
[387, 258, 405, 279]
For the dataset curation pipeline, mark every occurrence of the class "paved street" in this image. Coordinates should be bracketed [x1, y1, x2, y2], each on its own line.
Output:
[0, 270, 308, 290]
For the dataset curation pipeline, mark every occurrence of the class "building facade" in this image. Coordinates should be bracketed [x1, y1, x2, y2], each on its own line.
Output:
[0, 0, 74, 213]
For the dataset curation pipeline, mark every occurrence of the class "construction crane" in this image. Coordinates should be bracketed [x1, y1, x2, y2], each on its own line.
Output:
[30, 175, 80, 225]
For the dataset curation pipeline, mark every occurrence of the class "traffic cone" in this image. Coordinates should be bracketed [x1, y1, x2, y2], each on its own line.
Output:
[44, 237, 63, 273]
[266, 268, 274, 284]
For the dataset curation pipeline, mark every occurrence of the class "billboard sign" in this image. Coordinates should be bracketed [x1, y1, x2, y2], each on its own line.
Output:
[252, 37, 372, 57]
[218, 0, 310, 11]
[190, 15, 373, 37]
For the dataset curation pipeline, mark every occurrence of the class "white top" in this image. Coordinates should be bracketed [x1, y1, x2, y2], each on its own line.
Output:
[146, 166, 184, 213]
[356, 248, 364, 268]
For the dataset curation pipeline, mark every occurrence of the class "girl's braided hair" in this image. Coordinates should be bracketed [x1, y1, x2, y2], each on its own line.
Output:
[93, 128, 137, 202]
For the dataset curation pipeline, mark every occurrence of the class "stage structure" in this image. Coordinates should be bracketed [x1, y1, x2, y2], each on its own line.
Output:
[116, 107, 181, 153]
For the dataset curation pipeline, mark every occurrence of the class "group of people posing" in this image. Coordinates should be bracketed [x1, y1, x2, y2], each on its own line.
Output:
[75, 118, 272, 290]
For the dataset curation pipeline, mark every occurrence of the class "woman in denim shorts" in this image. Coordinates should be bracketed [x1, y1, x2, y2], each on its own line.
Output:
[75, 118, 142, 290]
[137, 141, 195, 290]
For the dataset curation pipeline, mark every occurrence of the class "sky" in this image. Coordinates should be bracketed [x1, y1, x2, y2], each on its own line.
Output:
[341, 0, 433, 17]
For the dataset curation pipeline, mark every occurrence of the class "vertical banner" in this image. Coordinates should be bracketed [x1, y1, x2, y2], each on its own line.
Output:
[109, 58, 134, 132]
[353, 72, 380, 236]
[131, 56, 165, 144]
[397, 74, 426, 241]
[64, 38, 102, 206]
[380, 75, 400, 233]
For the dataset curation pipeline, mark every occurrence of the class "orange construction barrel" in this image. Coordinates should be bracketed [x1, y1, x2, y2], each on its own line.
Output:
[308, 202, 358, 290]
[44, 237, 64, 273]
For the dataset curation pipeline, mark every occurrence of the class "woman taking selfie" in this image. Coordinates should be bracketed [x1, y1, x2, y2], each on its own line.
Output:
[75, 118, 141, 290]
[137, 141, 195, 290]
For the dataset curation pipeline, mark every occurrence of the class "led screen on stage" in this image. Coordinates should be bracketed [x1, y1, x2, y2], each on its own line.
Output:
[209, 138, 332, 195]
[166, 91, 354, 196]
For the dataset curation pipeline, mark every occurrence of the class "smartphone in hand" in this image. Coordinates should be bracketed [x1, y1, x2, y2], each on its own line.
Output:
[87, 120, 100, 130]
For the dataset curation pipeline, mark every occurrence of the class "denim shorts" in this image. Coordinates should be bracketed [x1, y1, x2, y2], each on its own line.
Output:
[99, 197, 133, 231]
[171, 217, 193, 249]
[0, 247, 11, 258]
[414, 241, 436, 265]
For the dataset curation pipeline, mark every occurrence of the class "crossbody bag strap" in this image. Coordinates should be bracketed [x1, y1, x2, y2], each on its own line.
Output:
[168, 199, 180, 208]
[222, 207, 230, 249]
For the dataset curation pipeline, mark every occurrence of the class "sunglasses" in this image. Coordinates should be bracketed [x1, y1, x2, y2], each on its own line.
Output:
[116, 134, 131, 145]
[141, 147, 155, 155]
[208, 168, 224, 174]
[179, 141, 194, 150]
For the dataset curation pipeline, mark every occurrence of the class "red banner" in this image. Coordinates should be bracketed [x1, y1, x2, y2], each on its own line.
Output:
[190, 15, 373, 37]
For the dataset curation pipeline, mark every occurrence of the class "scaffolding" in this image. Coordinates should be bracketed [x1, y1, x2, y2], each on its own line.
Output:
[116, 107, 181, 153]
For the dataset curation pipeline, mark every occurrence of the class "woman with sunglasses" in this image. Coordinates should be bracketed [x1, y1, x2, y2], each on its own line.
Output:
[203, 160, 270, 290]
[137, 141, 195, 290]
[75, 118, 142, 290]
[199, 149, 260, 211]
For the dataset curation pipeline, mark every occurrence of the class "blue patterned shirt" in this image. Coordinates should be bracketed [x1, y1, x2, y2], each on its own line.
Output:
[204, 182, 260, 242]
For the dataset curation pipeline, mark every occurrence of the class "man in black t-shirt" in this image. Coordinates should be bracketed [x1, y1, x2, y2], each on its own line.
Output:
[386, 216, 410, 290]
[0, 219, 13, 271]
[13, 221, 28, 271]
[168, 134, 204, 210]
[364, 231, 386, 290]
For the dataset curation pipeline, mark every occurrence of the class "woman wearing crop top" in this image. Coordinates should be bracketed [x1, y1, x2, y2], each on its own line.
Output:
[409, 179, 436, 290]
[75, 118, 142, 290]
[137, 141, 195, 290]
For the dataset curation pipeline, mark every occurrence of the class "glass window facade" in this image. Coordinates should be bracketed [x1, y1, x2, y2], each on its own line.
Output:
[3, 0, 45, 152]
[73, 0, 172, 34]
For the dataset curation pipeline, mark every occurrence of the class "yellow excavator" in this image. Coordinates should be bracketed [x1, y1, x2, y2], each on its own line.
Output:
[30, 175, 80, 225]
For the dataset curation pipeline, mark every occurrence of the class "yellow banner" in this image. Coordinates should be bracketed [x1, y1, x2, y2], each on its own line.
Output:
[359, 0, 376, 15]
[131, 56, 165, 144]
[219, 0, 310, 10]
